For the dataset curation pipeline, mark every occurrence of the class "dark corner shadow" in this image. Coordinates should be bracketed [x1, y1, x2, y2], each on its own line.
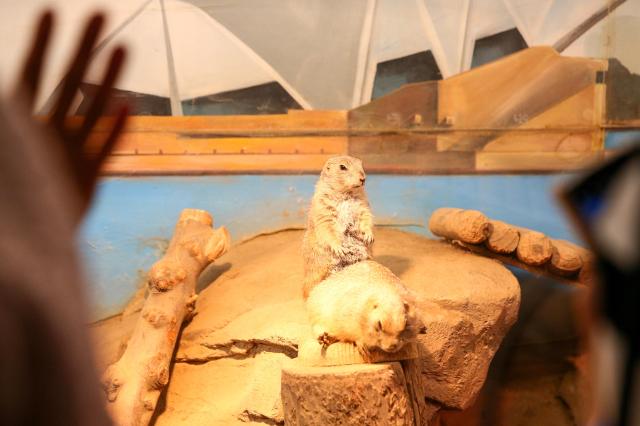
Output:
[196, 262, 232, 293]
[373, 254, 412, 277]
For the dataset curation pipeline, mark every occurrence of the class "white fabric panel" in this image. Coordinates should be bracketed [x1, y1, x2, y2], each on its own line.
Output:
[461, 0, 518, 70]
[359, 0, 431, 103]
[161, 0, 274, 101]
[2, 0, 637, 111]
[185, 0, 369, 110]
[83, 1, 171, 99]
[370, 0, 431, 64]
[534, 0, 607, 46]
[501, 0, 554, 43]
[424, 0, 469, 75]
[467, 0, 516, 40]
[0, 0, 150, 108]
[563, 0, 640, 74]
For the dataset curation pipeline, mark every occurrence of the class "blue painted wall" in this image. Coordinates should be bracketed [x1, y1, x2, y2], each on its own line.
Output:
[80, 174, 582, 319]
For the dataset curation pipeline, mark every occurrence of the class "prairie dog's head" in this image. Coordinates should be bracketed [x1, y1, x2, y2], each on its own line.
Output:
[362, 296, 411, 353]
[319, 156, 366, 194]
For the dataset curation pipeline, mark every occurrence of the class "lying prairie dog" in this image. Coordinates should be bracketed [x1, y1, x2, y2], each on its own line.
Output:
[306, 260, 425, 354]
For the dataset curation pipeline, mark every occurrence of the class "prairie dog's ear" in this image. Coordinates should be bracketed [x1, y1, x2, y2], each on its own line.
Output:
[321, 163, 330, 178]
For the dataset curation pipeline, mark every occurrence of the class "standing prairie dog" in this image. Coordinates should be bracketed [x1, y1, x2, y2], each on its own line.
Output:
[302, 155, 374, 299]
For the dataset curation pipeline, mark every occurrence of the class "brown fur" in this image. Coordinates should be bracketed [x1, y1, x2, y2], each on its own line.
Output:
[302, 156, 374, 299]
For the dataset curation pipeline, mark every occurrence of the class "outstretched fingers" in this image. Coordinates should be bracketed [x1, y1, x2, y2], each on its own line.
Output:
[15, 10, 53, 109]
[75, 46, 126, 143]
[50, 13, 104, 130]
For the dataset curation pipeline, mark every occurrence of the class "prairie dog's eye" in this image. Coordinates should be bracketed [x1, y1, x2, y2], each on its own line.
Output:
[340, 164, 347, 171]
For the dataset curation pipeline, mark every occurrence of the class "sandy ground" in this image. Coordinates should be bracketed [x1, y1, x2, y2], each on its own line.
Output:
[91, 227, 586, 425]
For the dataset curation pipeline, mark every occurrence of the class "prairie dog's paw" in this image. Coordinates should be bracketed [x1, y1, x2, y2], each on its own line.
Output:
[359, 226, 374, 245]
[357, 218, 374, 245]
[318, 332, 338, 348]
[328, 239, 347, 256]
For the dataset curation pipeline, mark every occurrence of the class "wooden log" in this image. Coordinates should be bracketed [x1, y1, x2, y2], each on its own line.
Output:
[102, 209, 230, 426]
[452, 241, 588, 287]
[549, 239, 584, 277]
[281, 362, 415, 425]
[485, 220, 520, 254]
[428, 208, 492, 244]
[516, 230, 553, 266]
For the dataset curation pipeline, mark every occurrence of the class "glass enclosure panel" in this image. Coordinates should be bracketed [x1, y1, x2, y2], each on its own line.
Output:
[1, 1, 638, 425]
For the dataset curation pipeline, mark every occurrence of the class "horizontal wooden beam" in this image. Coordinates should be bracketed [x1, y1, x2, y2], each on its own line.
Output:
[101, 154, 334, 175]
[89, 133, 347, 155]
[475, 151, 603, 172]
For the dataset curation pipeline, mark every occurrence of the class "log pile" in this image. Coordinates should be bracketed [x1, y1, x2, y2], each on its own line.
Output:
[428, 208, 594, 286]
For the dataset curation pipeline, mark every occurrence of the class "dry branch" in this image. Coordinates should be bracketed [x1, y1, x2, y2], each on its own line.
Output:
[102, 209, 230, 426]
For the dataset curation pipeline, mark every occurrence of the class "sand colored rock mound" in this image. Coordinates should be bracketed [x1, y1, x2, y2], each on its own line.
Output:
[113, 228, 520, 424]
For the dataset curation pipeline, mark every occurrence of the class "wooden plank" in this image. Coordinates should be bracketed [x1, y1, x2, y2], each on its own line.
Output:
[349, 134, 437, 155]
[88, 133, 347, 155]
[98, 147, 605, 175]
[475, 151, 603, 172]
[438, 84, 601, 152]
[358, 152, 475, 173]
[101, 154, 332, 175]
[480, 132, 594, 153]
[439, 131, 594, 153]
[437, 47, 607, 150]
[77, 110, 348, 133]
[349, 81, 438, 130]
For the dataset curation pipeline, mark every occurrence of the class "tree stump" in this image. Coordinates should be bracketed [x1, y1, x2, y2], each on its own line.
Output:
[281, 362, 414, 426]
[102, 209, 230, 426]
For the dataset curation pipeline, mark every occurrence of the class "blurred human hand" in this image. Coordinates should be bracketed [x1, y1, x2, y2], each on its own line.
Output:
[13, 11, 128, 220]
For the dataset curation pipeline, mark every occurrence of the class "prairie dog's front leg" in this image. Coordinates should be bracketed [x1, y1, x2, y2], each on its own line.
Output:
[315, 213, 346, 255]
[358, 205, 374, 245]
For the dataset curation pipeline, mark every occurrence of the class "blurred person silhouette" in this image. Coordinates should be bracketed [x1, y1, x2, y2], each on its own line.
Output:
[0, 11, 127, 426]
[560, 145, 640, 426]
